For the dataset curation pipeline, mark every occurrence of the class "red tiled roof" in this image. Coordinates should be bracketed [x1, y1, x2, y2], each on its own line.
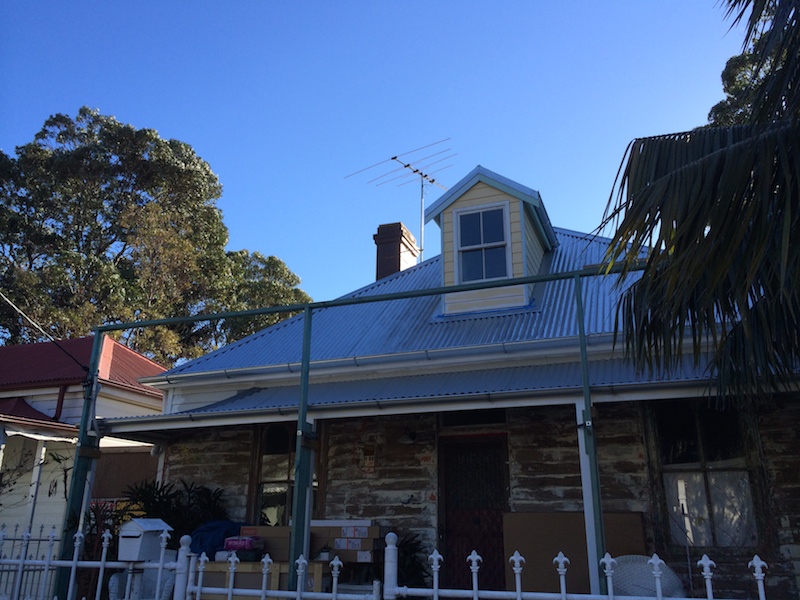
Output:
[0, 336, 165, 396]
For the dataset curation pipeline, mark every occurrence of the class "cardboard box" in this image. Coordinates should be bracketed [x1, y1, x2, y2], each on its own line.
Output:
[338, 526, 380, 539]
[238, 526, 326, 562]
[200, 561, 324, 594]
[239, 522, 379, 563]
[329, 549, 373, 563]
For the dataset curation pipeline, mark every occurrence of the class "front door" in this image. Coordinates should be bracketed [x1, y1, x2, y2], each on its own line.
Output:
[439, 437, 508, 589]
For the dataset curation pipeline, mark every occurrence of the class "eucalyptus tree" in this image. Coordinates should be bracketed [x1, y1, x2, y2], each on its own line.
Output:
[602, 0, 800, 397]
[0, 107, 309, 364]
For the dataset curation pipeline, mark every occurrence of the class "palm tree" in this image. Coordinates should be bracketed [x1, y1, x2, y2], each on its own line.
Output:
[602, 0, 800, 397]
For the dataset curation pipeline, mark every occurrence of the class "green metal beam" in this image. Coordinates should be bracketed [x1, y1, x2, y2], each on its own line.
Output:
[288, 307, 314, 589]
[574, 273, 607, 593]
[55, 331, 104, 600]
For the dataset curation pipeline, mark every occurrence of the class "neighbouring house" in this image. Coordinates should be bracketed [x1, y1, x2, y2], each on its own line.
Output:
[100, 166, 800, 599]
[0, 336, 165, 536]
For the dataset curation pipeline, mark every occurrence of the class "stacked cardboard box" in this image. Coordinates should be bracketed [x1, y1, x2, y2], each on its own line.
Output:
[239, 520, 380, 563]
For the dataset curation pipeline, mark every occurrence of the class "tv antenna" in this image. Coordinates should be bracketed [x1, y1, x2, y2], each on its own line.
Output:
[346, 138, 455, 261]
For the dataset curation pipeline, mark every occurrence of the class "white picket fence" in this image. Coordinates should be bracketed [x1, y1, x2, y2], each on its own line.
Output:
[0, 526, 771, 600]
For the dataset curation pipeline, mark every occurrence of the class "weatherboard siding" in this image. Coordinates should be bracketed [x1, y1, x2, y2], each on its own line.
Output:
[523, 206, 546, 277]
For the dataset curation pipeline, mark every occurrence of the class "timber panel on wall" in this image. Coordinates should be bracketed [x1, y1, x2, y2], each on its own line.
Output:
[94, 450, 159, 499]
[502, 512, 646, 593]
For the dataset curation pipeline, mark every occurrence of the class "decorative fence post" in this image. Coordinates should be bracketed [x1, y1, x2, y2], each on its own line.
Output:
[155, 529, 171, 600]
[749, 555, 768, 600]
[329, 556, 341, 599]
[295, 555, 308, 600]
[383, 533, 398, 600]
[10, 529, 30, 600]
[226, 550, 240, 600]
[467, 551, 482, 600]
[600, 553, 616, 600]
[94, 530, 113, 600]
[553, 552, 570, 600]
[196, 552, 209, 600]
[647, 554, 665, 600]
[697, 554, 716, 599]
[429, 548, 443, 600]
[509, 551, 525, 600]
[260, 553, 274, 600]
[66, 530, 84, 600]
[172, 535, 192, 600]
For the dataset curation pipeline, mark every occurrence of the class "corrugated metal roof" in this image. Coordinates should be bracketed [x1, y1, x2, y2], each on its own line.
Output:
[179, 354, 710, 416]
[165, 228, 642, 378]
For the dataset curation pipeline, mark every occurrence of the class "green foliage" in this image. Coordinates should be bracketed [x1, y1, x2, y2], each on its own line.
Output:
[121, 479, 228, 543]
[0, 107, 310, 365]
[603, 0, 800, 398]
[707, 51, 762, 126]
[396, 534, 431, 588]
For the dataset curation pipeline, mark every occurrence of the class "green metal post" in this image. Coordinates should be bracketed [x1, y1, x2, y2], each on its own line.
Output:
[289, 307, 314, 589]
[574, 274, 607, 593]
[55, 331, 105, 599]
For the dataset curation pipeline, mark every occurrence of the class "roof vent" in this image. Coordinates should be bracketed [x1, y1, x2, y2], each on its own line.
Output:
[373, 222, 419, 280]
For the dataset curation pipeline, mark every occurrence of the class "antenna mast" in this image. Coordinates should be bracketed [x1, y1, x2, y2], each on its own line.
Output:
[346, 138, 455, 263]
[389, 156, 447, 261]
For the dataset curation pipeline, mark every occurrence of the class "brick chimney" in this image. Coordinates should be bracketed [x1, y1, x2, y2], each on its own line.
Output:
[373, 222, 419, 280]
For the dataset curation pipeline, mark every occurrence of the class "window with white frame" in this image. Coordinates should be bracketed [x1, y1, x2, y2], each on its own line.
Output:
[655, 400, 757, 547]
[456, 205, 509, 283]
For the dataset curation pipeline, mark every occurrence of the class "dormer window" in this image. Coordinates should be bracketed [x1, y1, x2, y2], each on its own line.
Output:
[425, 166, 557, 314]
[457, 204, 510, 283]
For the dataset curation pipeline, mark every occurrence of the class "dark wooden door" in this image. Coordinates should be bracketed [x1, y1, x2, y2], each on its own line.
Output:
[440, 438, 508, 589]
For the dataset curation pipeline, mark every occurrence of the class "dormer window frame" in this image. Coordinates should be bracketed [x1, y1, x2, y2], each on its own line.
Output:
[453, 201, 512, 285]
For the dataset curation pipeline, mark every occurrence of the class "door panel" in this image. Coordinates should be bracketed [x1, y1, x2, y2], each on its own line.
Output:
[440, 438, 507, 589]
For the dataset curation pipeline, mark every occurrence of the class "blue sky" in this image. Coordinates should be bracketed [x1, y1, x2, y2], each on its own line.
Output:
[1, 2, 745, 302]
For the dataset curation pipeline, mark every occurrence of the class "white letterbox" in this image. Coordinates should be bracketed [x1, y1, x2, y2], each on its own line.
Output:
[118, 518, 173, 562]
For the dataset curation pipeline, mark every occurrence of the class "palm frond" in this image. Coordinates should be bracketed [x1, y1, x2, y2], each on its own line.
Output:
[602, 121, 800, 397]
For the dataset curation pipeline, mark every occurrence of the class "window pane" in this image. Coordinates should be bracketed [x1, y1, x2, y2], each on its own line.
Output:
[709, 471, 757, 546]
[484, 246, 507, 279]
[461, 249, 484, 281]
[663, 472, 713, 546]
[260, 483, 290, 526]
[482, 209, 505, 244]
[656, 401, 699, 465]
[460, 212, 481, 247]
[699, 406, 745, 463]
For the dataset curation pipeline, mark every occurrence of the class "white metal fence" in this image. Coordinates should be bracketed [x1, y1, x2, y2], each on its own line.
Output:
[0, 527, 771, 600]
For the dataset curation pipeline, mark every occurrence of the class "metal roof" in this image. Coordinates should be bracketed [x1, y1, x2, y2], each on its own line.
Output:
[178, 354, 710, 417]
[164, 228, 641, 378]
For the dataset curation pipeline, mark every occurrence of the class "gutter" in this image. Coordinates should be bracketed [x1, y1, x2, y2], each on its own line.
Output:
[99, 375, 712, 439]
[143, 333, 619, 389]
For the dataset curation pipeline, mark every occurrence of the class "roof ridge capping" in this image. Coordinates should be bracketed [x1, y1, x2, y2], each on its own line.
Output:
[424, 165, 558, 249]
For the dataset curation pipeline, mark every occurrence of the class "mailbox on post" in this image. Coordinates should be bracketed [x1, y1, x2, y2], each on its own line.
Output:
[118, 518, 173, 561]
